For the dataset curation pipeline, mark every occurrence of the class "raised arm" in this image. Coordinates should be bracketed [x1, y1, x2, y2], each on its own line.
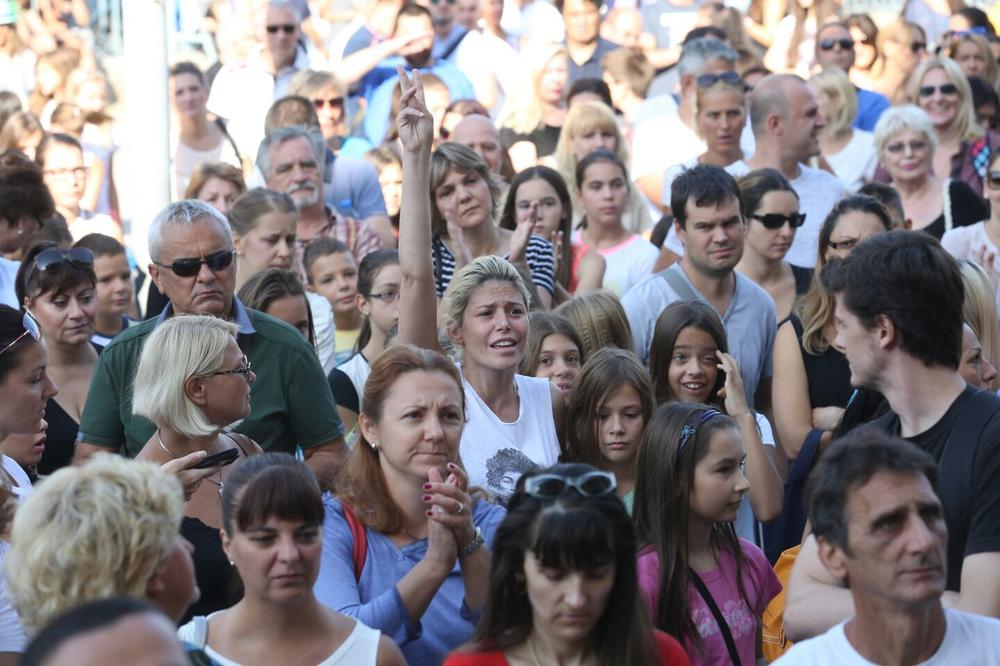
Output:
[395, 68, 442, 352]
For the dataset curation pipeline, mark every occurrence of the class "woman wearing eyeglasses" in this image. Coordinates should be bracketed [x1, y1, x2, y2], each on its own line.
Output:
[734, 170, 809, 325]
[908, 56, 1000, 199]
[132, 314, 262, 622]
[36, 133, 121, 243]
[443, 463, 690, 666]
[873, 104, 987, 239]
[771, 195, 891, 469]
[13, 243, 97, 476]
[327, 249, 400, 435]
[316, 344, 506, 666]
[0, 305, 57, 655]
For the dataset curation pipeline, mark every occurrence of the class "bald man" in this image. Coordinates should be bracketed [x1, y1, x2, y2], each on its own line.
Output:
[450, 114, 504, 177]
[746, 74, 846, 268]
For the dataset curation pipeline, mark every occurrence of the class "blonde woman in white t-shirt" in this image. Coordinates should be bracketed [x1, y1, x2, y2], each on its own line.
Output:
[395, 69, 565, 502]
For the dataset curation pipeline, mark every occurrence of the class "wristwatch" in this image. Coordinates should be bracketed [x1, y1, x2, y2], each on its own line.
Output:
[459, 526, 484, 559]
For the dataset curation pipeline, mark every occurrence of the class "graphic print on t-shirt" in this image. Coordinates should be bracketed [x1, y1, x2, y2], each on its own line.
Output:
[484, 447, 535, 502]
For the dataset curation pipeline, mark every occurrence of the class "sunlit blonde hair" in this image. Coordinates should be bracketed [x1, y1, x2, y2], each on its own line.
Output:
[132, 314, 241, 438]
[554, 101, 628, 185]
[946, 33, 998, 92]
[499, 42, 568, 135]
[445, 255, 531, 332]
[910, 56, 982, 142]
[6, 454, 184, 633]
[960, 259, 1000, 391]
[810, 67, 857, 136]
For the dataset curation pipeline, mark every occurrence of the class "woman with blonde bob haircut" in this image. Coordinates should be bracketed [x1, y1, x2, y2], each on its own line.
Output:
[6, 454, 197, 633]
[553, 101, 651, 234]
[498, 42, 569, 171]
[133, 314, 262, 622]
[810, 67, 878, 192]
[908, 55, 1000, 197]
[959, 259, 1000, 391]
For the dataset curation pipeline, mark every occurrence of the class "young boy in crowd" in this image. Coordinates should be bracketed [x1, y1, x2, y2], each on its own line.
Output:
[73, 233, 135, 347]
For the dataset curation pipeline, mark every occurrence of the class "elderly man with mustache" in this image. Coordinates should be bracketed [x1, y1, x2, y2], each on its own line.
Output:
[260, 125, 382, 268]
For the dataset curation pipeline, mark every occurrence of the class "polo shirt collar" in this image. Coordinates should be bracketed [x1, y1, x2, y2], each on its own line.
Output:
[154, 297, 256, 335]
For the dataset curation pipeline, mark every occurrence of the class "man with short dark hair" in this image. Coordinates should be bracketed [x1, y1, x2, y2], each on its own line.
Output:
[746, 74, 847, 268]
[621, 164, 776, 413]
[22, 598, 190, 666]
[776, 428, 1000, 664]
[558, 0, 621, 84]
[785, 230, 1000, 640]
[76, 201, 347, 484]
[813, 21, 890, 131]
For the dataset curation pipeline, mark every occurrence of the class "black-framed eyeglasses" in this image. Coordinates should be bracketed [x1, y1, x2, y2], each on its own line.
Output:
[751, 213, 806, 229]
[154, 249, 235, 278]
[677, 408, 722, 461]
[0, 311, 41, 358]
[696, 71, 744, 89]
[266, 23, 296, 34]
[368, 290, 400, 304]
[213, 356, 251, 377]
[918, 83, 958, 97]
[524, 470, 617, 499]
[818, 38, 853, 51]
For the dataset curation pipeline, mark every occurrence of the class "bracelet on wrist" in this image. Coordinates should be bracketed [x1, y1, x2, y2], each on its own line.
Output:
[459, 526, 484, 560]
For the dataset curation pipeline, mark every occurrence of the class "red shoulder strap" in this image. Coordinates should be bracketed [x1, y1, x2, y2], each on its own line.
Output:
[340, 501, 368, 580]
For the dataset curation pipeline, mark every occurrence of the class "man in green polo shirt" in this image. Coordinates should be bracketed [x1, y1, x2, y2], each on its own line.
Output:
[75, 200, 346, 484]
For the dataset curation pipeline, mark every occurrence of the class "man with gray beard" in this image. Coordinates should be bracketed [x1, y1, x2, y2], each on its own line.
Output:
[259, 125, 382, 267]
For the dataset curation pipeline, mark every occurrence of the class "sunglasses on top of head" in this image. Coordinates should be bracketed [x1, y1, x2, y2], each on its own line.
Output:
[154, 249, 236, 278]
[0, 311, 40, 358]
[523, 470, 617, 500]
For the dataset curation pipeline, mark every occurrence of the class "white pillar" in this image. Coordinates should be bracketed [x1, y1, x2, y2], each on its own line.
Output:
[121, 0, 170, 270]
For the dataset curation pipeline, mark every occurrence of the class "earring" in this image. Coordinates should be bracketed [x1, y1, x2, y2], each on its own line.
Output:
[16, 229, 22, 235]
[229, 560, 235, 566]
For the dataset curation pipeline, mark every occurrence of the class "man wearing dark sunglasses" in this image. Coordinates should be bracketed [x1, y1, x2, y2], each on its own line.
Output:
[746, 74, 847, 269]
[812, 21, 890, 133]
[76, 200, 347, 486]
[206, 0, 313, 163]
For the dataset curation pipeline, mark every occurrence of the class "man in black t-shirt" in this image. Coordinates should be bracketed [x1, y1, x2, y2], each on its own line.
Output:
[783, 230, 1000, 642]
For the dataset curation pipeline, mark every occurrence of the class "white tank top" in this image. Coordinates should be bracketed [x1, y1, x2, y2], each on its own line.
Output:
[460, 373, 560, 504]
[179, 616, 381, 666]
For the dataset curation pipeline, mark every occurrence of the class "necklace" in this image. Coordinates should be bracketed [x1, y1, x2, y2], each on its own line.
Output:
[157, 429, 225, 497]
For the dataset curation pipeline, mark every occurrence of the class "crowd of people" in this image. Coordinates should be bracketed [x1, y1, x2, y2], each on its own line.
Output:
[3, 0, 1000, 664]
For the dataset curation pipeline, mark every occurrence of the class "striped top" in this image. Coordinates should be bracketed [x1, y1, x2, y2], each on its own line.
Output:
[431, 235, 556, 298]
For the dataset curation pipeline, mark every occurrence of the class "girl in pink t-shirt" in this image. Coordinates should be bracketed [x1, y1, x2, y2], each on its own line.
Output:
[634, 402, 782, 666]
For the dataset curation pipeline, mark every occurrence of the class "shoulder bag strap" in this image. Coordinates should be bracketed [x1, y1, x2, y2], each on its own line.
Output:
[689, 569, 742, 666]
[660, 265, 700, 302]
[214, 117, 243, 166]
[943, 178, 954, 234]
[340, 501, 368, 581]
[191, 615, 208, 649]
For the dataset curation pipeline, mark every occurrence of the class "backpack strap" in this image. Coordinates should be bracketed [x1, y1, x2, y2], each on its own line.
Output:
[660, 265, 700, 302]
[341, 501, 368, 580]
[438, 28, 469, 61]
[689, 569, 742, 666]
